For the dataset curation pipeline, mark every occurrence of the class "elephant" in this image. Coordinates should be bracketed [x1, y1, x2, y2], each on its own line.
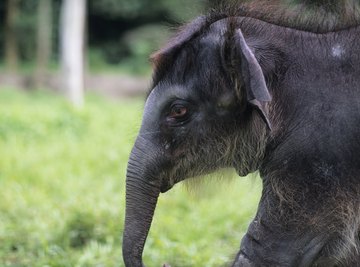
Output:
[123, 0, 360, 266]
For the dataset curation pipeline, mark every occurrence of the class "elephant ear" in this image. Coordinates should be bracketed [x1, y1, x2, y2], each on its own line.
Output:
[235, 29, 272, 131]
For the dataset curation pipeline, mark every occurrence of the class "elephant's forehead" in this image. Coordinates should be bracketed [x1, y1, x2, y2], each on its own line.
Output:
[152, 83, 191, 99]
[145, 84, 189, 111]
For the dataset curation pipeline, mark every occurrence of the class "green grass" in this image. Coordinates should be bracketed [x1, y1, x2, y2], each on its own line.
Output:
[0, 89, 262, 266]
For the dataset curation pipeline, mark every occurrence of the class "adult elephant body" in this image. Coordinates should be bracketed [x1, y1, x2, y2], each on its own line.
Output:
[123, 1, 360, 266]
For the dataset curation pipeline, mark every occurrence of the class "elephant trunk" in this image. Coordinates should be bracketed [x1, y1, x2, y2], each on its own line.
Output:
[122, 137, 163, 267]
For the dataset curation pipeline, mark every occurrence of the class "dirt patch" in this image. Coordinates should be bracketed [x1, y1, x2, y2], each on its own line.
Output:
[0, 72, 150, 98]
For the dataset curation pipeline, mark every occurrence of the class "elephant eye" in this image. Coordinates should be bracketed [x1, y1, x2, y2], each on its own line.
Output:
[169, 104, 187, 119]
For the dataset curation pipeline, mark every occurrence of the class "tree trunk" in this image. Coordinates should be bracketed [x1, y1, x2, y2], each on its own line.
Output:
[5, 0, 19, 72]
[35, 0, 52, 89]
[60, 0, 86, 107]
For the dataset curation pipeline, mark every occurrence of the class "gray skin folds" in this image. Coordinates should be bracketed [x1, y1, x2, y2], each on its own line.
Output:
[123, 7, 360, 267]
[123, 137, 161, 267]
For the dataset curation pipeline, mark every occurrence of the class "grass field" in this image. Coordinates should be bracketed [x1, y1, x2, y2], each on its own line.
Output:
[0, 89, 262, 267]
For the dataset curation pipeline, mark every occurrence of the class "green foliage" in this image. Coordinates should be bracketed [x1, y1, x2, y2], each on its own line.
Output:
[87, 0, 205, 73]
[123, 24, 170, 57]
[158, 0, 205, 21]
[15, 0, 37, 62]
[90, 0, 204, 21]
[0, 0, 208, 74]
[90, 0, 154, 19]
[1, 0, 60, 63]
[88, 23, 170, 75]
[0, 89, 261, 266]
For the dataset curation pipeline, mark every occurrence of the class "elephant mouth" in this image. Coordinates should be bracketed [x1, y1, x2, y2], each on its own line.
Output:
[160, 178, 174, 193]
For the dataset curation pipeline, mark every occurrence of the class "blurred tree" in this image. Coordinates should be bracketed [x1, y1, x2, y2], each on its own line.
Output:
[87, 0, 205, 71]
[5, 0, 19, 72]
[206, 0, 223, 9]
[3, 0, 47, 66]
[35, 0, 52, 88]
[0, 3, 5, 60]
[17, 1, 37, 63]
[90, 0, 203, 21]
[0, 0, 210, 76]
[60, 0, 86, 107]
[158, 0, 205, 21]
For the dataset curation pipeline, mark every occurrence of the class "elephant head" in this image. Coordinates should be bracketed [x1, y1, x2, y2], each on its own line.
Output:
[122, 17, 273, 267]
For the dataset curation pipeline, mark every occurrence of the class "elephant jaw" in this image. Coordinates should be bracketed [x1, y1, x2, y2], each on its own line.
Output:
[160, 179, 174, 193]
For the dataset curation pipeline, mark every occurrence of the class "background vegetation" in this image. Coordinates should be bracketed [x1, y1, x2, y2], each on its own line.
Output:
[0, 0, 214, 75]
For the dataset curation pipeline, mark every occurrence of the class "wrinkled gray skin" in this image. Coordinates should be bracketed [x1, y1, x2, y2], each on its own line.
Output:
[123, 15, 360, 267]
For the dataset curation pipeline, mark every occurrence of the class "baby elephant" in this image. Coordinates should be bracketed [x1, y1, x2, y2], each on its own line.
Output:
[123, 0, 360, 266]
